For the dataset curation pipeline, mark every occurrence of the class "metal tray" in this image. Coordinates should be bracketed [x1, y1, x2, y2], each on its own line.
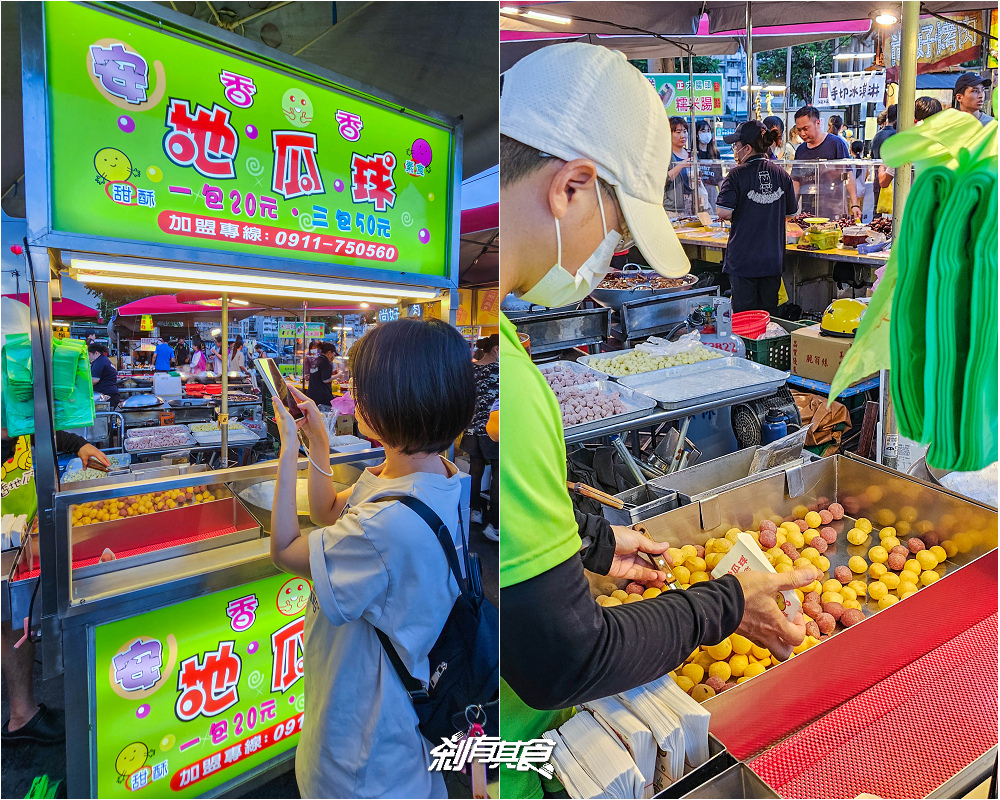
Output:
[191, 427, 259, 446]
[538, 359, 610, 385]
[590, 271, 699, 312]
[618, 358, 789, 410]
[125, 423, 191, 438]
[559, 380, 657, 438]
[123, 430, 199, 452]
[577, 347, 724, 381]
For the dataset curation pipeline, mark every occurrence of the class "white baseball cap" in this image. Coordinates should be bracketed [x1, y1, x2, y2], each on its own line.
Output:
[501, 42, 690, 278]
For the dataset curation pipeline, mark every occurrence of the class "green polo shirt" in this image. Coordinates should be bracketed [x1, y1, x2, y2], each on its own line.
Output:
[499, 311, 579, 799]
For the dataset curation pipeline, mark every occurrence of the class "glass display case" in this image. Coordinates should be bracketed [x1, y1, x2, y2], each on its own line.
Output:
[686, 159, 881, 222]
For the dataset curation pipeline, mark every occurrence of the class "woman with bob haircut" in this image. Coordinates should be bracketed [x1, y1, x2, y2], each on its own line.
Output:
[269, 318, 477, 799]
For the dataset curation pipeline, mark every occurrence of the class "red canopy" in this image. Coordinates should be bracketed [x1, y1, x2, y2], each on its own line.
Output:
[2, 293, 100, 321]
[115, 295, 240, 316]
[461, 203, 499, 235]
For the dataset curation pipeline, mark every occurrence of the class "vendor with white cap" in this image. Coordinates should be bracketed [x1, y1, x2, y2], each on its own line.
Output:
[499, 42, 819, 799]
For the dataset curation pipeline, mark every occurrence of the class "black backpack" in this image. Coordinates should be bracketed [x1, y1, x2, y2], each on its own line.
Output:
[373, 496, 499, 743]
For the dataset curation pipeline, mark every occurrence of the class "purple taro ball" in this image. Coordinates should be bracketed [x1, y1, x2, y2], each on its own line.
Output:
[411, 138, 433, 166]
[245, 124, 258, 139]
[418, 228, 430, 244]
[334, 179, 345, 192]
[118, 115, 135, 133]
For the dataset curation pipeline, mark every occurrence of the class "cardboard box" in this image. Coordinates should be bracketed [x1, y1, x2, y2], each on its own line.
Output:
[790, 324, 874, 385]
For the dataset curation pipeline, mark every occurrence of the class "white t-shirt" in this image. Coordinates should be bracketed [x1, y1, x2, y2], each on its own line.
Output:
[297, 460, 463, 799]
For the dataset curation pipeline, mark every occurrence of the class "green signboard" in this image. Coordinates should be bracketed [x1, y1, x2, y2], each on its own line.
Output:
[94, 573, 312, 797]
[277, 321, 324, 339]
[642, 74, 724, 116]
[42, 2, 454, 276]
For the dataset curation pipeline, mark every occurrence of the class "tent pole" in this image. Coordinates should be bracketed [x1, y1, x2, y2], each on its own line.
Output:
[745, 0, 753, 120]
[785, 46, 793, 132]
[301, 301, 308, 392]
[220, 292, 228, 467]
[879, 0, 919, 471]
[688, 49, 699, 214]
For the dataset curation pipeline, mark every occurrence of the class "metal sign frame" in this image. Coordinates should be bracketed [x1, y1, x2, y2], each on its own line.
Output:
[20, 1, 464, 294]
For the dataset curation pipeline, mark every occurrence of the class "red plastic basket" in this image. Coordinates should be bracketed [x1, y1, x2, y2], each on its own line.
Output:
[732, 310, 770, 339]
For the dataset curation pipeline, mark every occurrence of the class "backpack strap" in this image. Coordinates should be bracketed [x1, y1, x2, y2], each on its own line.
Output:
[367, 494, 470, 702]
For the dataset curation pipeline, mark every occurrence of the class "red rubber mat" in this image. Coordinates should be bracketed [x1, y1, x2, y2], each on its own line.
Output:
[748, 613, 999, 799]
[12, 525, 239, 581]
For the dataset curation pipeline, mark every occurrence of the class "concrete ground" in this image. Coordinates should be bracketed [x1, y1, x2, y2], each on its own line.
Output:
[1, 525, 497, 799]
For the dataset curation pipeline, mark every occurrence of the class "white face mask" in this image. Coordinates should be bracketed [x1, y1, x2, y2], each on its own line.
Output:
[698, 131, 713, 145]
[519, 182, 620, 308]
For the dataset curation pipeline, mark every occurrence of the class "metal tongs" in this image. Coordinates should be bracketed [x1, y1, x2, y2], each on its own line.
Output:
[85, 456, 129, 476]
[632, 522, 681, 591]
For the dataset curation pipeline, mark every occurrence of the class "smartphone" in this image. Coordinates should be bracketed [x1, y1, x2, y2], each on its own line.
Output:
[254, 357, 303, 419]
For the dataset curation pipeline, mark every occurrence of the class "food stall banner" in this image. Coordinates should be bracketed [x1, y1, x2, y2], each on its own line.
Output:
[813, 72, 886, 108]
[41, 2, 454, 277]
[474, 288, 500, 326]
[277, 322, 324, 339]
[140, 315, 154, 332]
[642, 74, 723, 116]
[989, 10, 998, 69]
[94, 573, 311, 797]
[455, 289, 475, 327]
[888, 11, 986, 72]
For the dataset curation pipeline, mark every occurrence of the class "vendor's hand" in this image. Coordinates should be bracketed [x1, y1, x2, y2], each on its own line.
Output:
[77, 443, 110, 469]
[287, 385, 328, 446]
[607, 526, 673, 586]
[735, 567, 821, 662]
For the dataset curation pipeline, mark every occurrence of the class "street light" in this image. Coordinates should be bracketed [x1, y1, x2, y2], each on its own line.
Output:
[874, 11, 899, 26]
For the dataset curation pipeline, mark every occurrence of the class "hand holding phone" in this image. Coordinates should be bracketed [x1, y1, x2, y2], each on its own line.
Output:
[254, 357, 303, 419]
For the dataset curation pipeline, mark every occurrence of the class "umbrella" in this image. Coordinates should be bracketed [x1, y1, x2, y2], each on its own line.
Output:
[1, 293, 99, 321]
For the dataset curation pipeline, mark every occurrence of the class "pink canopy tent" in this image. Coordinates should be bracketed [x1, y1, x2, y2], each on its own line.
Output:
[460, 202, 498, 288]
[2, 293, 100, 321]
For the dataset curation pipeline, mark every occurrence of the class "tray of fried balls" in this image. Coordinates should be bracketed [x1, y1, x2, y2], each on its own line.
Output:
[588, 497, 958, 706]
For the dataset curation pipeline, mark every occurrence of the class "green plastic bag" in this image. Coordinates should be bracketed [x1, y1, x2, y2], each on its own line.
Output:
[888, 166, 954, 439]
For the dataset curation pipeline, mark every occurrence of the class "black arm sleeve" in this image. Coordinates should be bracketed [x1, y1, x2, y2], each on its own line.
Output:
[500, 553, 744, 711]
[55, 430, 89, 455]
[574, 509, 615, 575]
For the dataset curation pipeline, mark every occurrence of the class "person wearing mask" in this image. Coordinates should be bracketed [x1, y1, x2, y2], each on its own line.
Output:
[189, 340, 208, 373]
[870, 104, 897, 215]
[306, 341, 334, 407]
[268, 319, 474, 799]
[716, 121, 798, 315]
[792, 105, 860, 219]
[914, 96, 943, 122]
[499, 43, 818, 800]
[663, 116, 692, 217]
[153, 337, 174, 372]
[695, 120, 723, 214]
[464, 334, 500, 542]
[88, 343, 120, 409]
[762, 116, 796, 161]
[953, 73, 994, 125]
